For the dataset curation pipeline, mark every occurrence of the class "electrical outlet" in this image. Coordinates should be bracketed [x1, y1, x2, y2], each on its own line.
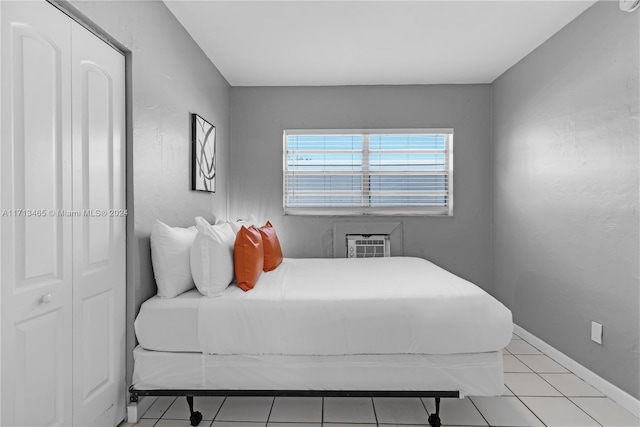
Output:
[591, 321, 603, 345]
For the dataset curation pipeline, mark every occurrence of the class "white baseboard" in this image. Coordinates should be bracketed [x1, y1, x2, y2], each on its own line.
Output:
[513, 324, 640, 418]
[127, 396, 157, 423]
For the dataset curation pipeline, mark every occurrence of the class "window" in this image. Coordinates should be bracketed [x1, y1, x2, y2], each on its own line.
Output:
[283, 129, 453, 216]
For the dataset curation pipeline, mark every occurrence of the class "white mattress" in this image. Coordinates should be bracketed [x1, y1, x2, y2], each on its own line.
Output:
[198, 257, 512, 356]
[134, 289, 201, 352]
[132, 346, 505, 397]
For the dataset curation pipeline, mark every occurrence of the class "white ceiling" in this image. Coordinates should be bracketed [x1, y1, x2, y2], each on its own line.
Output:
[164, 0, 597, 87]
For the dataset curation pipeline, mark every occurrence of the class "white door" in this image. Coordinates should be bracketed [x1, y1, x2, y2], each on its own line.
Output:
[1, 1, 73, 426]
[70, 21, 126, 427]
[1, 1, 127, 425]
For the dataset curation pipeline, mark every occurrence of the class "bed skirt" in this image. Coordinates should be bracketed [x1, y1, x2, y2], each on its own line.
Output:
[132, 346, 505, 397]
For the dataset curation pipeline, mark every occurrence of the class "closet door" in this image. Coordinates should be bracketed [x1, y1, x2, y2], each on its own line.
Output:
[0, 1, 73, 426]
[70, 21, 126, 427]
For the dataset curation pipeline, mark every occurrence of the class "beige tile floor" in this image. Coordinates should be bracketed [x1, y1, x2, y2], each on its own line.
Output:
[120, 334, 639, 427]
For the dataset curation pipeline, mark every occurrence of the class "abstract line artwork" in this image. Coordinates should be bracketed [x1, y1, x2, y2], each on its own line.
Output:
[192, 113, 216, 192]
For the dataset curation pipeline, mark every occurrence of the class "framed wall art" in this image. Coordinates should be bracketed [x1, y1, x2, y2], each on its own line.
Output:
[192, 113, 216, 192]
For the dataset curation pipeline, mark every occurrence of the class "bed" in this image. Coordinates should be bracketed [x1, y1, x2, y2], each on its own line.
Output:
[130, 256, 513, 427]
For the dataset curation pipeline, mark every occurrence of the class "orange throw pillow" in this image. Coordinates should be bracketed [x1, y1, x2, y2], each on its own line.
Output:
[258, 221, 283, 272]
[234, 225, 264, 291]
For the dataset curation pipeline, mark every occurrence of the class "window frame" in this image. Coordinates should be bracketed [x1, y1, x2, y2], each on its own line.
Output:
[283, 128, 454, 216]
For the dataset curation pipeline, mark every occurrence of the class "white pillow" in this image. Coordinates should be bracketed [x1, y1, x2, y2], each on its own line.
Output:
[227, 214, 257, 234]
[150, 220, 198, 298]
[190, 217, 236, 297]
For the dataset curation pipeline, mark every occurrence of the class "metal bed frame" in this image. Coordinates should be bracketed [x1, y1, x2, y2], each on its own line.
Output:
[130, 388, 460, 427]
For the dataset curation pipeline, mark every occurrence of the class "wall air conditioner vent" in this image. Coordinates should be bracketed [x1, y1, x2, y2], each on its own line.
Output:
[346, 234, 391, 258]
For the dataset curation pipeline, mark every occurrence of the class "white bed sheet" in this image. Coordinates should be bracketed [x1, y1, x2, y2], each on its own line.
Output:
[198, 257, 512, 356]
[132, 346, 505, 396]
[134, 289, 201, 352]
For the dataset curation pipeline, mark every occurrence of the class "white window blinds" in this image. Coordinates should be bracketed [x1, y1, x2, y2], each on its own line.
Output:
[283, 129, 453, 216]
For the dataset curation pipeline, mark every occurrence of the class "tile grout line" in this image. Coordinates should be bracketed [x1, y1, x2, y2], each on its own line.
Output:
[508, 339, 552, 427]
[265, 396, 276, 426]
[565, 397, 605, 427]
[157, 397, 177, 422]
[418, 396, 431, 417]
[510, 389, 549, 427]
[211, 396, 227, 425]
[503, 354, 533, 374]
[511, 353, 542, 372]
[513, 336, 604, 427]
[370, 397, 379, 426]
[467, 396, 491, 427]
[534, 370, 604, 427]
[513, 353, 569, 374]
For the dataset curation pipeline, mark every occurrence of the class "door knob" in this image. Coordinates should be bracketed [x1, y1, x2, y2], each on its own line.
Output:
[40, 293, 53, 304]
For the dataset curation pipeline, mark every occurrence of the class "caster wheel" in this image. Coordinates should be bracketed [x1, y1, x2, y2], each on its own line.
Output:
[190, 411, 203, 426]
[428, 413, 441, 427]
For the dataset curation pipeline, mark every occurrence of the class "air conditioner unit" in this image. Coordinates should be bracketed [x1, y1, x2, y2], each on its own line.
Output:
[346, 234, 391, 258]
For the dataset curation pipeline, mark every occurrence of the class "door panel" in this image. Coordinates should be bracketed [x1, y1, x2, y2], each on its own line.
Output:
[0, 2, 73, 426]
[84, 66, 112, 267]
[71, 20, 126, 427]
[14, 309, 66, 427]
[17, 29, 63, 281]
[81, 289, 112, 400]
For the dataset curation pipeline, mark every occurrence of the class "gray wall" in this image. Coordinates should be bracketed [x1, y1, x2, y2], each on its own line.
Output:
[492, 1, 639, 398]
[66, 0, 231, 385]
[65, 0, 640, 402]
[230, 85, 493, 289]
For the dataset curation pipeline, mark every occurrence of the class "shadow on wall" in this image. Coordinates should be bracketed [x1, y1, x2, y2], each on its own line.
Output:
[137, 235, 156, 303]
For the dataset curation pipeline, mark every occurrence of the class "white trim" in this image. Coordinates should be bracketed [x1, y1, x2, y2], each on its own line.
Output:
[514, 324, 640, 418]
[284, 206, 450, 217]
[284, 128, 454, 136]
[127, 396, 157, 423]
[283, 129, 453, 216]
[446, 133, 454, 215]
